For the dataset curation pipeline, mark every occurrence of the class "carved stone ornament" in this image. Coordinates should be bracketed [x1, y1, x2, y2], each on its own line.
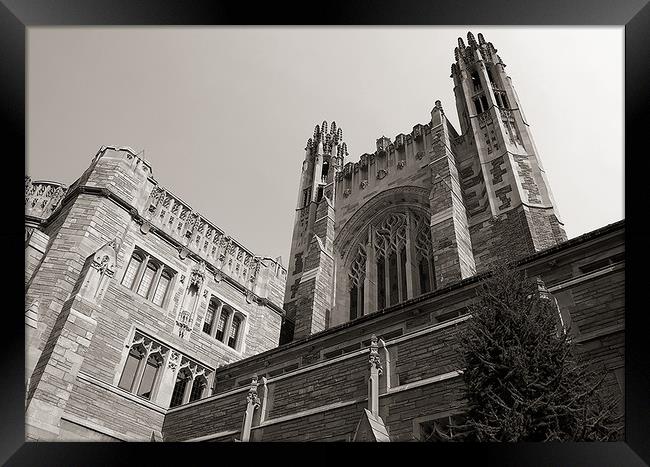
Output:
[176, 310, 193, 338]
[343, 188, 352, 198]
[189, 261, 206, 288]
[167, 351, 181, 370]
[140, 221, 151, 235]
[376, 169, 388, 180]
[179, 247, 189, 260]
[80, 239, 119, 302]
[415, 151, 425, 160]
[397, 160, 406, 170]
[360, 180, 368, 190]
[369, 334, 383, 375]
[478, 111, 492, 128]
[247, 376, 261, 409]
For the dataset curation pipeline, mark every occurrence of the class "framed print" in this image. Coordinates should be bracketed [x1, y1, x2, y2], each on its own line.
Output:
[4, 0, 649, 464]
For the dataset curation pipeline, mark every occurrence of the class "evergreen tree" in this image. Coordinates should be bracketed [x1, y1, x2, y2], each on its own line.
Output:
[427, 263, 622, 442]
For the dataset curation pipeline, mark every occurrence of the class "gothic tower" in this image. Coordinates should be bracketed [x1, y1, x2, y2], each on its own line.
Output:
[281, 32, 569, 344]
[451, 32, 567, 269]
[281, 122, 347, 343]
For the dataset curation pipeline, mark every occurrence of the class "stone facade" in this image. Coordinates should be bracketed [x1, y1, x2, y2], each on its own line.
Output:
[281, 32, 567, 344]
[163, 221, 624, 441]
[25, 32, 623, 442]
[25, 146, 287, 441]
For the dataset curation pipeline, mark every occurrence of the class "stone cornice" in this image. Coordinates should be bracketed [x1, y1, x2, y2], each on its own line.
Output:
[28, 183, 286, 317]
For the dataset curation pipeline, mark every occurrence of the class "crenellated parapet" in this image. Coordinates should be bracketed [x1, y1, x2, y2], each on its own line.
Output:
[334, 119, 434, 201]
[143, 184, 286, 302]
[25, 177, 68, 220]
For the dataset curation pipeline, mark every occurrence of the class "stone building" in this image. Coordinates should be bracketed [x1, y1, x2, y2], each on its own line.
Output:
[25, 32, 624, 441]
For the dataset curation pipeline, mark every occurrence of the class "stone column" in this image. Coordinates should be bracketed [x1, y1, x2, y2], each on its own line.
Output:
[240, 376, 261, 442]
[368, 335, 383, 417]
[156, 351, 181, 407]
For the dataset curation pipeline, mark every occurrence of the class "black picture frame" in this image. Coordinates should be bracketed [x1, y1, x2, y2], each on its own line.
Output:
[3, 0, 648, 465]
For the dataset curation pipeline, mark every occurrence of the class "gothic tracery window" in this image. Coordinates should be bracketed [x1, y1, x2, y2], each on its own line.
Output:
[348, 244, 366, 320]
[117, 331, 213, 408]
[347, 209, 436, 321]
[169, 359, 212, 408]
[413, 213, 437, 294]
[117, 332, 169, 402]
[374, 213, 409, 308]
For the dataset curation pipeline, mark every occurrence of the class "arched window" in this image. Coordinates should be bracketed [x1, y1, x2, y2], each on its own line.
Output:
[399, 244, 408, 301]
[346, 210, 435, 319]
[152, 270, 171, 307]
[349, 245, 366, 321]
[388, 251, 399, 306]
[117, 333, 169, 404]
[373, 213, 407, 310]
[170, 368, 192, 408]
[419, 258, 432, 294]
[377, 254, 386, 310]
[228, 316, 241, 349]
[189, 375, 207, 402]
[136, 353, 163, 400]
[322, 160, 330, 181]
[414, 214, 436, 295]
[121, 252, 143, 289]
[471, 70, 482, 91]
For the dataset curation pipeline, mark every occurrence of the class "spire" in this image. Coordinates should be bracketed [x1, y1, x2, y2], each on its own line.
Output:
[467, 31, 477, 47]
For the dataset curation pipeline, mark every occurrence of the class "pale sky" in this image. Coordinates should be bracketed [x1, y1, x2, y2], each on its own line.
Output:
[27, 27, 624, 263]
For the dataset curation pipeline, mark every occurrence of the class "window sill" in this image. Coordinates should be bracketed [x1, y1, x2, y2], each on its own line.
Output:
[199, 331, 243, 356]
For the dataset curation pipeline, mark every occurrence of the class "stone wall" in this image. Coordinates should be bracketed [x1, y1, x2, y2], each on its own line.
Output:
[162, 221, 624, 442]
[25, 147, 286, 441]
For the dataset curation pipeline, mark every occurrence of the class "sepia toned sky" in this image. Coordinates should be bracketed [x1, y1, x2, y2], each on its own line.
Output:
[27, 27, 624, 263]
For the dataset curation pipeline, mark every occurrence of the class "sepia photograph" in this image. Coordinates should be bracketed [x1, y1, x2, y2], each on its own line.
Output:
[20, 21, 633, 451]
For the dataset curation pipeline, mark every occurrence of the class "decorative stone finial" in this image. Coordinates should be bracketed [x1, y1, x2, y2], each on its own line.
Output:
[467, 31, 476, 46]
[458, 37, 465, 49]
[478, 32, 486, 45]
[247, 375, 261, 409]
[369, 334, 383, 375]
[434, 100, 444, 116]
